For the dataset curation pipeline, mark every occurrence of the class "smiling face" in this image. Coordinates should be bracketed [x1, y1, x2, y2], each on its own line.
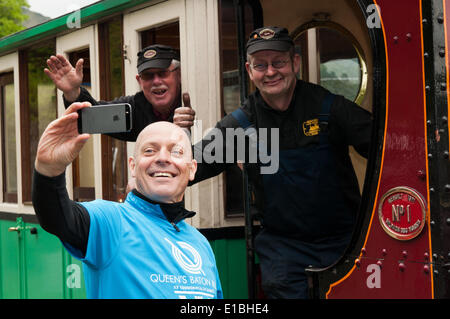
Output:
[136, 61, 181, 117]
[129, 122, 196, 203]
[245, 50, 300, 110]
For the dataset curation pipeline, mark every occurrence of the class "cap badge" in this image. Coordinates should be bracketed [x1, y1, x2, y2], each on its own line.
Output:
[143, 49, 157, 59]
[259, 28, 275, 39]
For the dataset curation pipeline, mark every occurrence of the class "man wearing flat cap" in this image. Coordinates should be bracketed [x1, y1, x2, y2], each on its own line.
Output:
[45, 44, 195, 141]
[175, 26, 372, 298]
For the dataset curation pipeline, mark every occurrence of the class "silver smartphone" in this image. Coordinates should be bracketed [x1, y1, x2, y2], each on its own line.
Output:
[77, 103, 132, 134]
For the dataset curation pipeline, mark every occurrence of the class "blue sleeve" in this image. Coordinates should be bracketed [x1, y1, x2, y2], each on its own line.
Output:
[64, 200, 122, 270]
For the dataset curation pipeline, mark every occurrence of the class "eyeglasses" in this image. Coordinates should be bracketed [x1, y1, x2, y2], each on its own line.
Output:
[250, 60, 289, 72]
[139, 66, 179, 81]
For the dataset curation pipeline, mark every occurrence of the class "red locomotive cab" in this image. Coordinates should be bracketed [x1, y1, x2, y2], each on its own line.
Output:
[306, 0, 450, 299]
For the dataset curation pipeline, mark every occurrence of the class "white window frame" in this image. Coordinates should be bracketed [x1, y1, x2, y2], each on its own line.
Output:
[0, 53, 21, 214]
[56, 25, 102, 199]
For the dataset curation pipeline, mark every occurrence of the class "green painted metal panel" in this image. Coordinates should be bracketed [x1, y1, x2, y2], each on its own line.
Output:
[63, 251, 86, 299]
[0, 218, 87, 299]
[210, 239, 248, 299]
[23, 223, 65, 298]
[0, 220, 21, 298]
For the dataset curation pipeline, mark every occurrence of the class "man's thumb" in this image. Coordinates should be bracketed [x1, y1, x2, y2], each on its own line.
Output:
[182, 92, 191, 108]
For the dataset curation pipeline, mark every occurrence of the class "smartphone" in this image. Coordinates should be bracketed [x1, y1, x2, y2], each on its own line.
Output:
[77, 103, 132, 134]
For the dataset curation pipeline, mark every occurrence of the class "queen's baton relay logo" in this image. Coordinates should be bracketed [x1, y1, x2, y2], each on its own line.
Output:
[164, 238, 205, 275]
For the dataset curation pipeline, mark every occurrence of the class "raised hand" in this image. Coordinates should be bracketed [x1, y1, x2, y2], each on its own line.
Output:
[44, 54, 84, 102]
[35, 102, 91, 177]
[173, 92, 196, 128]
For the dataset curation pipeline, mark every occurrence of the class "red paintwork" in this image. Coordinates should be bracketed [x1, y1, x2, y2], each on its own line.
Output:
[327, 0, 433, 298]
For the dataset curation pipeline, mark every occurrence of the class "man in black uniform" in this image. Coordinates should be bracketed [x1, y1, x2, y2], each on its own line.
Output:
[174, 26, 372, 298]
[44, 44, 195, 141]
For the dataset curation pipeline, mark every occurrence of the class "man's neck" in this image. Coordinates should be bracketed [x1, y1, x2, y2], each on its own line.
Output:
[260, 83, 296, 112]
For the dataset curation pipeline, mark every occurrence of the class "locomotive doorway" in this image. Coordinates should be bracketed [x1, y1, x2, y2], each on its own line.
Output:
[256, 0, 373, 192]
[233, 0, 377, 298]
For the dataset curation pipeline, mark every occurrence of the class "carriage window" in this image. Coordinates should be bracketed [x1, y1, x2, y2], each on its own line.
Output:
[219, 0, 257, 217]
[99, 16, 128, 203]
[20, 39, 57, 203]
[140, 21, 180, 50]
[69, 48, 95, 202]
[293, 24, 367, 105]
[1, 72, 17, 203]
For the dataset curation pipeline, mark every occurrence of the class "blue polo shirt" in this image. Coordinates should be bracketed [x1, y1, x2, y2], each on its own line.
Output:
[64, 191, 223, 299]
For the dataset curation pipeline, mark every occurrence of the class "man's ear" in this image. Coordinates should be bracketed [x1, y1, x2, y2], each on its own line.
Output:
[245, 62, 254, 82]
[136, 74, 143, 88]
[188, 159, 197, 181]
[128, 156, 137, 178]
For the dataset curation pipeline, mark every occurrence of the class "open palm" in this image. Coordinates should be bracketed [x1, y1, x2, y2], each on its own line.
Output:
[44, 54, 83, 99]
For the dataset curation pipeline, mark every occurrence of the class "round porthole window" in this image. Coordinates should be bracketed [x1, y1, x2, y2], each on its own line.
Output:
[292, 22, 367, 105]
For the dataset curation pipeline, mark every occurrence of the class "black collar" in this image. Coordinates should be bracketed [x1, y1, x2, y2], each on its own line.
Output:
[131, 189, 196, 231]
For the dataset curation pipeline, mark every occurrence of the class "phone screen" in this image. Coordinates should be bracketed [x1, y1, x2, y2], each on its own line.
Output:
[78, 104, 132, 134]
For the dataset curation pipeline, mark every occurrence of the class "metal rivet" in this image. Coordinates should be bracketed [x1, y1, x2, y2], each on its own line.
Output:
[446, 218, 450, 225]
[438, 15, 444, 24]
[399, 262, 406, 272]
[442, 116, 448, 124]
[424, 252, 430, 260]
[442, 83, 447, 90]
[445, 184, 450, 192]
[377, 260, 383, 268]
[428, 153, 433, 159]
[361, 248, 367, 256]
[393, 36, 399, 43]
[439, 49, 446, 57]
[417, 170, 426, 180]
[423, 18, 428, 24]
[406, 33, 412, 41]
[382, 249, 387, 256]
[444, 151, 449, 159]
[355, 258, 361, 268]
[402, 250, 408, 258]
[425, 85, 431, 91]
[424, 265, 430, 273]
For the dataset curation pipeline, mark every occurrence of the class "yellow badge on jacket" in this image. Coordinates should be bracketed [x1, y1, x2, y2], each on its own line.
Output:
[303, 119, 320, 136]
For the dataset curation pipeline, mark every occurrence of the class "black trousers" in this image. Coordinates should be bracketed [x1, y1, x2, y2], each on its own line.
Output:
[254, 229, 351, 299]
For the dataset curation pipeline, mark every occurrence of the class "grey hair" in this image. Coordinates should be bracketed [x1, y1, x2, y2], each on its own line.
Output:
[171, 59, 181, 70]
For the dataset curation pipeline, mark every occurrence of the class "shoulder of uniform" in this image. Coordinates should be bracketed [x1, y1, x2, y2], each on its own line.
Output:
[297, 80, 332, 100]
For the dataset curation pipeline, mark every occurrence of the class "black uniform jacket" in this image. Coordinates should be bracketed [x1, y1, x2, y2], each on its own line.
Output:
[191, 80, 372, 239]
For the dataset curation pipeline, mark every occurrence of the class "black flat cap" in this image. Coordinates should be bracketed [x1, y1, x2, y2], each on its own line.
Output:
[137, 44, 180, 73]
[246, 26, 294, 55]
